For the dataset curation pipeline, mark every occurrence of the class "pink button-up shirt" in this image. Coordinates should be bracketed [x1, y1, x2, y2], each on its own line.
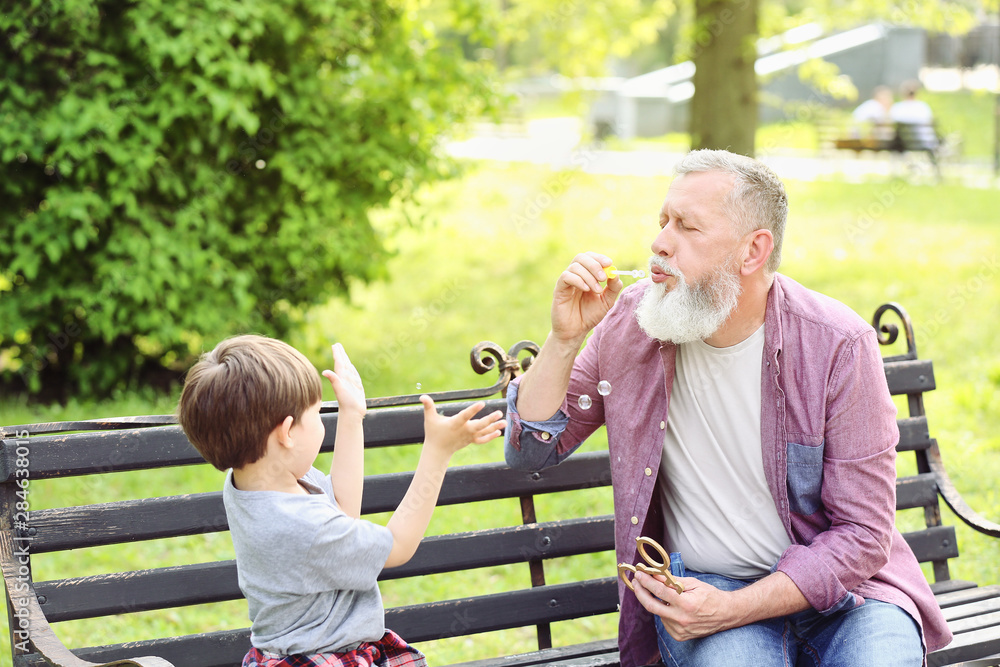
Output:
[505, 274, 950, 667]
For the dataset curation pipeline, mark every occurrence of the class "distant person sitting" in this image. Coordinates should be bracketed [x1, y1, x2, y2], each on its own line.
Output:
[851, 85, 894, 143]
[890, 80, 938, 151]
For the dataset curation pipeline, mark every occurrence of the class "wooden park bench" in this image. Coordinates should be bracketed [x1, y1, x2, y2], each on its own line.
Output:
[821, 120, 958, 181]
[2, 303, 999, 667]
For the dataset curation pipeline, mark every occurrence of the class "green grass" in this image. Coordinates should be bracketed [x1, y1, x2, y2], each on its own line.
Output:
[3, 164, 999, 664]
[923, 90, 998, 159]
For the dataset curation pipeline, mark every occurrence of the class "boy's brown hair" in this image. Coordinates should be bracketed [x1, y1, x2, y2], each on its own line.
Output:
[177, 335, 323, 471]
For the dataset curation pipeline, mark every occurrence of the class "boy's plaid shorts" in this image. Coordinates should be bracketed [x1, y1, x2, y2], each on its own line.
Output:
[242, 629, 427, 667]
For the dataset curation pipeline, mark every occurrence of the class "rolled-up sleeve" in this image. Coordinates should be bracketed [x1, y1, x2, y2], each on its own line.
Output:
[503, 378, 572, 471]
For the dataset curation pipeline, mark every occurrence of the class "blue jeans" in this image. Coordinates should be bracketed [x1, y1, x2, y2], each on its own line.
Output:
[654, 570, 923, 667]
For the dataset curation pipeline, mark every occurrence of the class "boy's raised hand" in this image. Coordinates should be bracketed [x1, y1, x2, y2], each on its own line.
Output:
[322, 343, 366, 418]
[420, 396, 505, 457]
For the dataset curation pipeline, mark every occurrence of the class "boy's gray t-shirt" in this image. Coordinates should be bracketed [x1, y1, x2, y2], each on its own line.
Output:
[224, 467, 394, 655]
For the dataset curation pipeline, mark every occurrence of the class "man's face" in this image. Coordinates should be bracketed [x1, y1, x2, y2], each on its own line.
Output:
[650, 170, 739, 288]
[635, 171, 745, 344]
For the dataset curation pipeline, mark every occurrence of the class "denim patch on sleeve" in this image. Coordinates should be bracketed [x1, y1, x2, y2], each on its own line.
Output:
[786, 441, 825, 515]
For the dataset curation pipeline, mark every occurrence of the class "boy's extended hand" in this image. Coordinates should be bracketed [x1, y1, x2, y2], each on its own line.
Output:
[322, 343, 366, 418]
[420, 396, 505, 457]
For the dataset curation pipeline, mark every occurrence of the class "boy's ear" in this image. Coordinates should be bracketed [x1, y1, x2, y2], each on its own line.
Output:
[271, 415, 296, 449]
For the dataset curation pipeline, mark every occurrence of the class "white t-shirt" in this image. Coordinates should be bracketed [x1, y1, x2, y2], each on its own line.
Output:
[658, 324, 791, 579]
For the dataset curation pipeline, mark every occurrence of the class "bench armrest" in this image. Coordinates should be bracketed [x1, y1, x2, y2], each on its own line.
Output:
[1, 532, 175, 667]
[927, 441, 1000, 539]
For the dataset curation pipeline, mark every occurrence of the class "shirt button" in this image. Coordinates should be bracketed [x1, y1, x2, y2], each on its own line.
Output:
[645, 467, 652, 476]
[540, 432, 551, 441]
[631, 516, 638, 525]
[659, 421, 665, 429]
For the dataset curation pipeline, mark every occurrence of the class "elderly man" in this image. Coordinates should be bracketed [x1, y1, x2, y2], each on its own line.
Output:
[504, 149, 950, 666]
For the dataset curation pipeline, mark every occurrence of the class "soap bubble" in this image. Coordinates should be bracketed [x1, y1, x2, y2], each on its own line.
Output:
[578, 394, 592, 410]
[597, 380, 612, 396]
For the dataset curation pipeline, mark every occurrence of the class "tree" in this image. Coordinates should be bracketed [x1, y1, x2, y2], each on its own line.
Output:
[689, 0, 759, 155]
[0, 0, 502, 397]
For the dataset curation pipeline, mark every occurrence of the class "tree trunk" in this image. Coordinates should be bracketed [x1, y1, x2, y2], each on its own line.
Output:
[689, 0, 759, 156]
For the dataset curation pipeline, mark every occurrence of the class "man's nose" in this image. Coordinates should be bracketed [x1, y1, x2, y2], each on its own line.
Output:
[651, 225, 673, 257]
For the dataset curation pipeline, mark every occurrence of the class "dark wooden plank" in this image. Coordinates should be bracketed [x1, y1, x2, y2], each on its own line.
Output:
[36, 517, 615, 622]
[27, 493, 229, 553]
[0, 401, 505, 482]
[928, 625, 1000, 667]
[387, 578, 619, 642]
[20, 580, 619, 666]
[948, 609, 1000, 635]
[383, 516, 615, 579]
[360, 401, 505, 448]
[448, 639, 619, 667]
[27, 453, 612, 552]
[896, 473, 939, 510]
[15, 628, 251, 667]
[931, 579, 980, 597]
[373, 451, 613, 513]
[935, 585, 1000, 609]
[901, 525, 959, 563]
[884, 359, 935, 396]
[896, 416, 932, 452]
[941, 596, 1000, 624]
[34, 560, 241, 623]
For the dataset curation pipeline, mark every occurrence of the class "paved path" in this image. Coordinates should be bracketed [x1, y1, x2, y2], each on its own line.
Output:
[446, 117, 998, 188]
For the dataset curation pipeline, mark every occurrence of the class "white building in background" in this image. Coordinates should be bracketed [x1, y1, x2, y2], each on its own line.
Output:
[592, 23, 927, 140]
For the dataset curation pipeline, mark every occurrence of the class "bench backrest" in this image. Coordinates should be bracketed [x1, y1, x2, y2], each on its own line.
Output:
[875, 303, 960, 590]
[0, 305, 964, 665]
[1, 340, 624, 666]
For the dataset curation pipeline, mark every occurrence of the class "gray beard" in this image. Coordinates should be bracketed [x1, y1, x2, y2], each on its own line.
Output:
[635, 257, 743, 344]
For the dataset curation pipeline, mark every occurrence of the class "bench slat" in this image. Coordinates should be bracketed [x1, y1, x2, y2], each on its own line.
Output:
[948, 609, 1000, 635]
[0, 401, 505, 482]
[25, 453, 612, 552]
[897, 416, 931, 452]
[927, 624, 1000, 667]
[15, 628, 251, 667]
[447, 638, 619, 667]
[35, 517, 615, 622]
[936, 585, 1000, 609]
[387, 578, 619, 642]
[17, 580, 619, 667]
[941, 592, 1000, 623]
[884, 359, 936, 395]
[896, 473, 939, 510]
[901, 525, 959, 563]
[931, 579, 980, 596]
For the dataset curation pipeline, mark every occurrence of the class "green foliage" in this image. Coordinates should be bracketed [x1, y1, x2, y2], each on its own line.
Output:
[0, 0, 502, 396]
[491, 0, 676, 77]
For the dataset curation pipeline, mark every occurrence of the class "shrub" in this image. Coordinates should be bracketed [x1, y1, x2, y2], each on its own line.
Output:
[0, 0, 501, 397]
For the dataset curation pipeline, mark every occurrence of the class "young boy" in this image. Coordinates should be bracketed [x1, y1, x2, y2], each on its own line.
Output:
[177, 335, 505, 667]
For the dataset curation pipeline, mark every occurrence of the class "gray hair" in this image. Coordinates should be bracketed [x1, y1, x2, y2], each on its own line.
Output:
[675, 149, 787, 275]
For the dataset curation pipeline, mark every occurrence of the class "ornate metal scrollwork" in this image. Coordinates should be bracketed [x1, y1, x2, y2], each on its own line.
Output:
[358, 340, 540, 410]
[872, 302, 917, 361]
